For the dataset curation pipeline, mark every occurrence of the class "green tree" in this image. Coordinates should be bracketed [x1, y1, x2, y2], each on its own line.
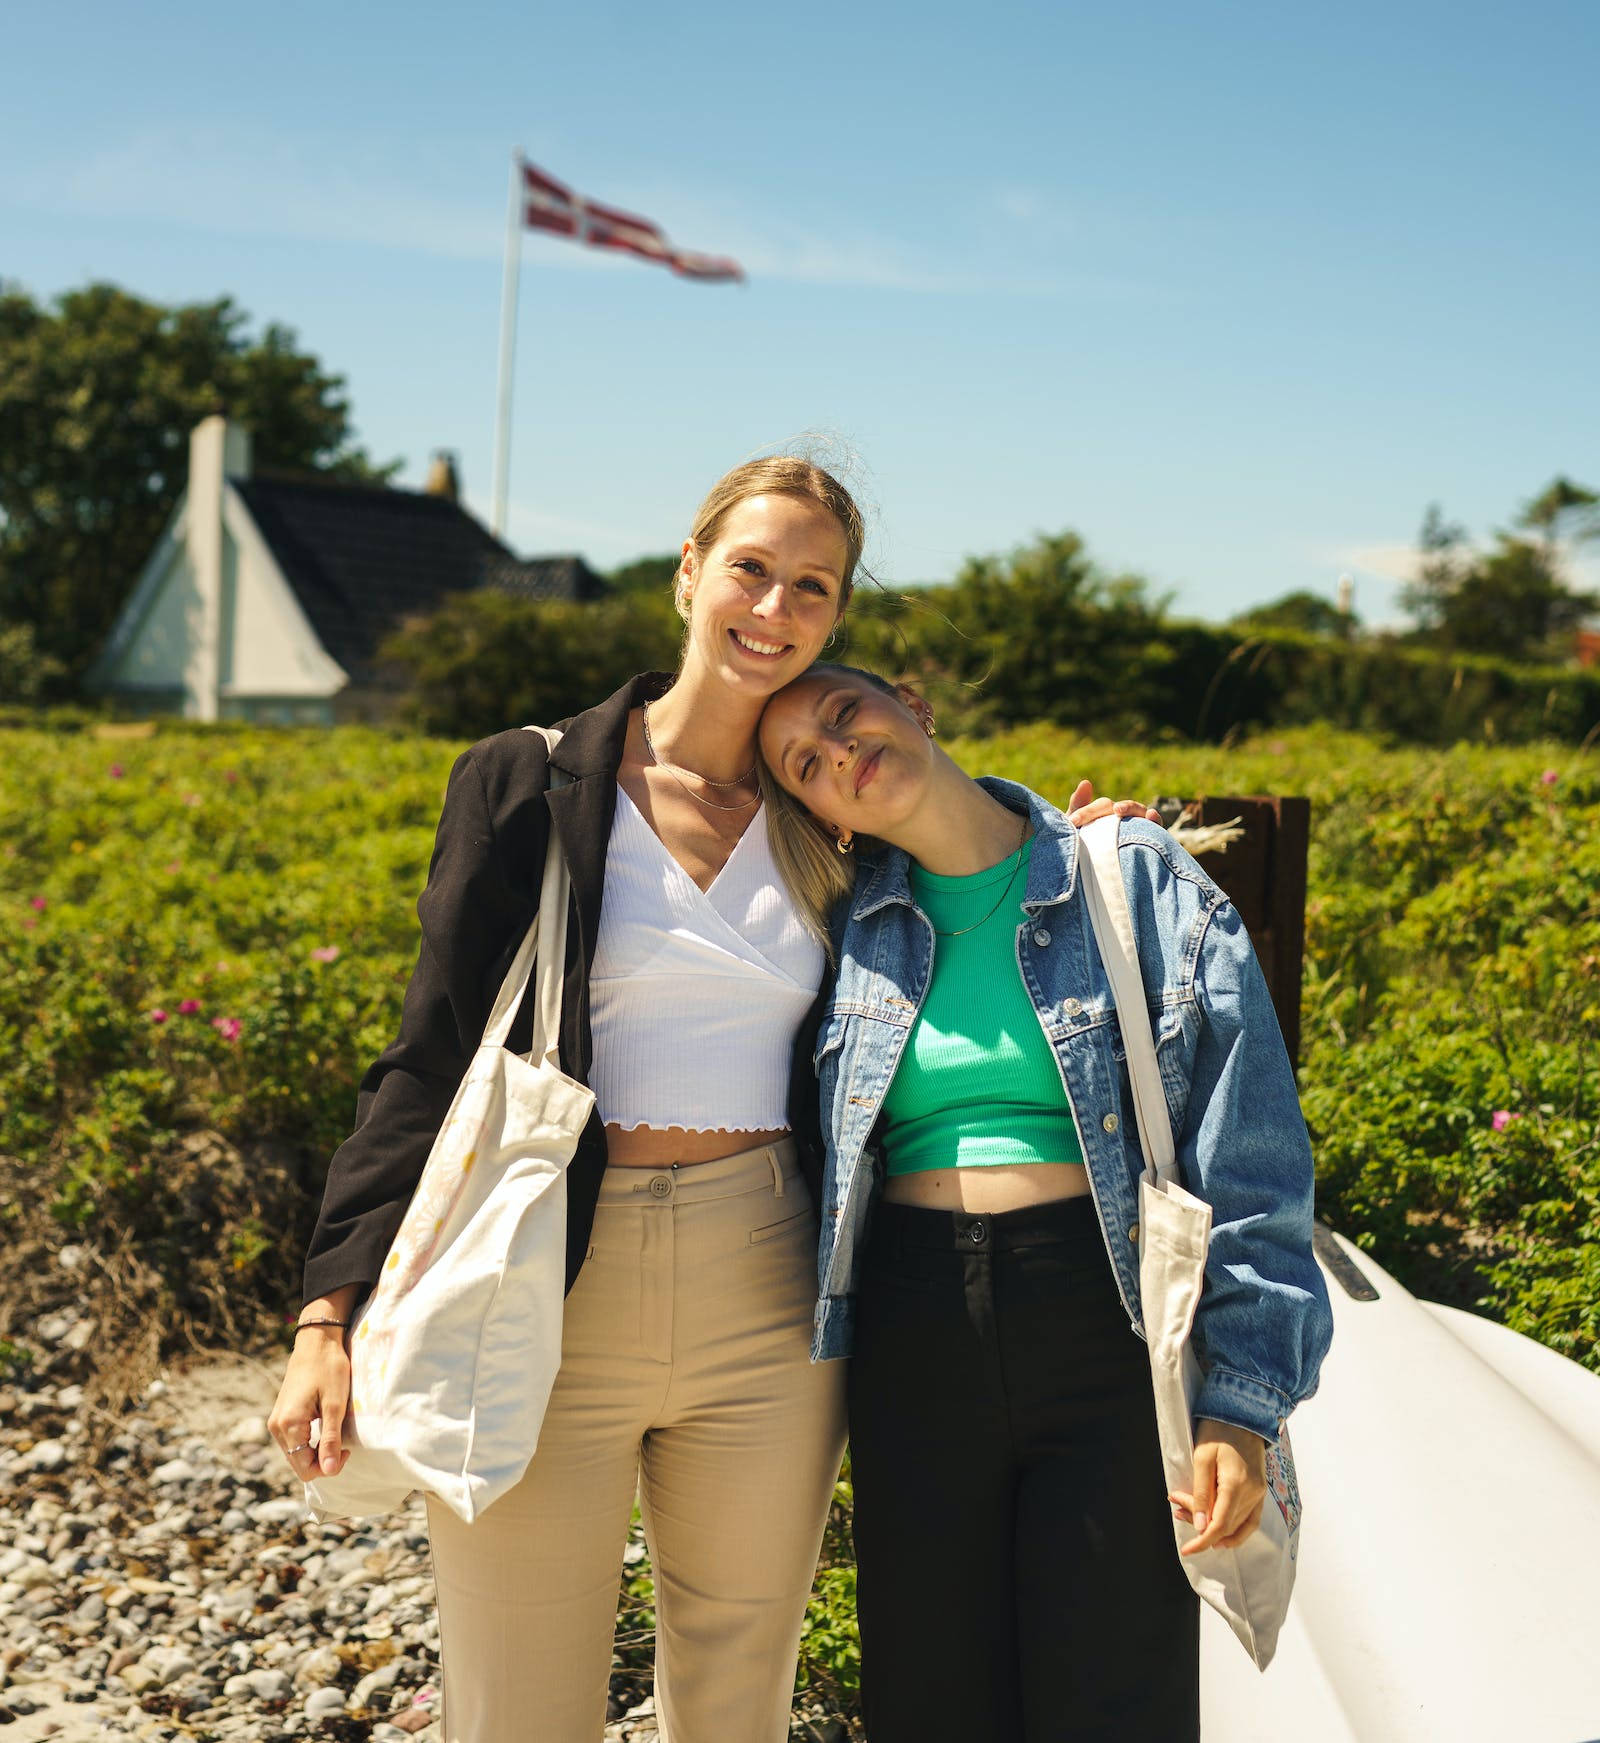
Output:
[1399, 503, 1471, 636]
[1517, 476, 1600, 562]
[1232, 590, 1358, 638]
[0, 280, 398, 686]
[1402, 485, 1600, 662]
[607, 554, 682, 597]
[847, 530, 1175, 734]
[380, 589, 683, 739]
[1441, 535, 1598, 661]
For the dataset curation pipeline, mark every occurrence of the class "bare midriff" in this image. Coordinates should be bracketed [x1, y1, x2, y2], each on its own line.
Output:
[882, 1160, 1091, 1213]
[604, 1123, 793, 1168]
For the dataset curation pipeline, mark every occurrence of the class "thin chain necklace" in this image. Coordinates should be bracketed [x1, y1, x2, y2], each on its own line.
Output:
[931, 813, 1031, 937]
[641, 700, 759, 811]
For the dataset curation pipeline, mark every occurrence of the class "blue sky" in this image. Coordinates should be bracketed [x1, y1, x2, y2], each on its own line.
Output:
[5, 0, 1597, 626]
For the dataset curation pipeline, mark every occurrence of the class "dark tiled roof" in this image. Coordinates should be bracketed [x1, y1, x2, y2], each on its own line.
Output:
[481, 553, 608, 604]
[232, 477, 602, 684]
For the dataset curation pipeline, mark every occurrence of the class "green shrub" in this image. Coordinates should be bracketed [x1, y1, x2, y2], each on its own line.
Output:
[379, 591, 682, 738]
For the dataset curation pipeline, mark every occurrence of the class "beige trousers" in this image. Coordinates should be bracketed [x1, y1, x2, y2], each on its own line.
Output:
[426, 1139, 848, 1743]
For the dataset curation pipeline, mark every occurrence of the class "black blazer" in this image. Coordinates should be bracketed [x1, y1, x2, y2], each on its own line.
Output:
[302, 673, 832, 1308]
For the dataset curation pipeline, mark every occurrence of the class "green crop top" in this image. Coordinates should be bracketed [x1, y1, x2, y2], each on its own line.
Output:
[881, 835, 1087, 1176]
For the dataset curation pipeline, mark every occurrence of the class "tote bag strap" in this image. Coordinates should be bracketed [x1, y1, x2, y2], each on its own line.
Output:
[1076, 817, 1177, 1188]
[479, 727, 572, 1065]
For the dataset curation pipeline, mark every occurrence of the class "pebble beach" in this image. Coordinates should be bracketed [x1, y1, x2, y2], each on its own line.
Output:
[0, 1296, 845, 1743]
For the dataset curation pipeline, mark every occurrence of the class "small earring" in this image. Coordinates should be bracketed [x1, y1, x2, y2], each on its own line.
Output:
[824, 625, 842, 650]
[836, 830, 854, 855]
[925, 716, 937, 738]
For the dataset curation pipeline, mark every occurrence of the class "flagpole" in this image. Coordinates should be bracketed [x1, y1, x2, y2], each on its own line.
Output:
[491, 149, 523, 541]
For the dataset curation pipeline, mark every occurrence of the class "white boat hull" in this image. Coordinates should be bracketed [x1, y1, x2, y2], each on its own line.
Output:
[1200, 1229, 1600, 1741]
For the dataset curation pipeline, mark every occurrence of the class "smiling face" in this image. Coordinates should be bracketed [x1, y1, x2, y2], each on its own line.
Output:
[758, 668, 938, 844]
[677, 494, 848, 699]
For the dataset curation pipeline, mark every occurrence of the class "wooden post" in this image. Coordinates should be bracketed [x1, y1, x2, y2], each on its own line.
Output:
[1166, 796, 1310, 1071]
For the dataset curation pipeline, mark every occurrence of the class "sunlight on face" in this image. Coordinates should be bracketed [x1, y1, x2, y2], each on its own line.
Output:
[680, 495, 848, 696]
[760, 670, 933, 840]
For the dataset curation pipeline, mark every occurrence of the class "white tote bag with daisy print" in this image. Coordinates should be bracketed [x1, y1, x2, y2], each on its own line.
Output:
[305, 729, 592, 1525]
[1077, 816, 1301, 1670]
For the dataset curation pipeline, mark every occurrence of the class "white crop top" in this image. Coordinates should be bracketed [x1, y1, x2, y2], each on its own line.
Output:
[587, 790, 826, 1133]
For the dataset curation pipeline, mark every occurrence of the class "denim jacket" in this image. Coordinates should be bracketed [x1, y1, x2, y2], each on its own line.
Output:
[810, 778, 1333, 1444]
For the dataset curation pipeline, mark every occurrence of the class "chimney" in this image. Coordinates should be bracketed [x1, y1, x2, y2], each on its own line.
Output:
[424, 451, 461, 503]
[184, 416, 253, 721]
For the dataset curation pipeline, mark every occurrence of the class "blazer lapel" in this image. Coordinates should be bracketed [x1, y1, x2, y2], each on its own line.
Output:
[539, 671, 674, 1075]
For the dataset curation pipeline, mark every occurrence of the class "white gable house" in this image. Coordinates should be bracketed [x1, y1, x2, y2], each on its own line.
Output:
[88, 416, 603, 725]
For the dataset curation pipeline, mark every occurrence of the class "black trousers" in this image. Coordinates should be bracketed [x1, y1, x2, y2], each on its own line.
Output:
[847, 1195, 1199, 1743]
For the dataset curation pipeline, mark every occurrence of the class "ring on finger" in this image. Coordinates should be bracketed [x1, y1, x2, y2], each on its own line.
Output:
[288, 1441, 311, 1454]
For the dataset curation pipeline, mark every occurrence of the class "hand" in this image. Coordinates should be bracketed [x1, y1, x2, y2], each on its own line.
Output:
[1066, 779, 1162, 828]
[1169, 1418, 1268, 1555]
[269, 1312, 356, 1481]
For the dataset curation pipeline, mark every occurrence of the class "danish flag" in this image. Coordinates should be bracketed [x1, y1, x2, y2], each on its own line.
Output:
[520, 160, 744, 284]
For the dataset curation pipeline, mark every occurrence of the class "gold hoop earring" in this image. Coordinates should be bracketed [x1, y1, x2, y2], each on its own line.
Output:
[836, 830, 854, 855]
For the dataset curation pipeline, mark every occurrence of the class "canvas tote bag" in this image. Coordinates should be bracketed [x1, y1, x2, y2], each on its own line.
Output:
[304, 726, 594, 1525]
[1076, 816, 1301, 1670]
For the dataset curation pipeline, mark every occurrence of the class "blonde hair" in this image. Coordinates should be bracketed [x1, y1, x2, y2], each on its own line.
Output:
[756, 664, 900, 950]
[676, 457, 866, 621]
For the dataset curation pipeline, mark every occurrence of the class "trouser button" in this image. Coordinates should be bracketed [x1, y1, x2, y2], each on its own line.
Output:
[649, 1175, 672, 1199]
[967, 1220, 988, 1245]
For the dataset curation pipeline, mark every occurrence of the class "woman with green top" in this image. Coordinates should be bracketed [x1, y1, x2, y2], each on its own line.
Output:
[756, 666, 1332, 1743]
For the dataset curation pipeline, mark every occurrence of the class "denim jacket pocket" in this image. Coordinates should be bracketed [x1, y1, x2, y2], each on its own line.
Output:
[1109, 1001, 1198, 1138]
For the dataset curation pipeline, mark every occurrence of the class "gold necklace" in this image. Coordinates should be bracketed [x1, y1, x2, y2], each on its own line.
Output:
[641, 700, 759, 811]
[930, 813, 1031, 937]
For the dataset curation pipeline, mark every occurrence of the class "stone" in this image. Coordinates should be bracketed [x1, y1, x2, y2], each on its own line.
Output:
[142, 1646, 198, 1685]
[293, 1647, 342, 1689]
[118, 1665, 162, 1695]
[303, 1686, 348, 1720]
[23, 1443, 66, 1473]
[248, 1498, 307, 1528]
[352, 1663, 399, 1707]
[150, 1460, 197, 1486]
[246, 1668, 293, 1702]
[226, 1416, 270, 1447]
[388, 1711, 436, 1735]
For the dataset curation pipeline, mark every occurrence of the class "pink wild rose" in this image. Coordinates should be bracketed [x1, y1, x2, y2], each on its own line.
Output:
[149, 1009, 169, 1025]
[178, 998, 203, 1015]
[1490, 1110, 1520, 1131]
[212, 1016, 242, 1042]
[109, 764, 124, 779]
[310, 945, 341, 963]
[30, 896, 47, 911]
[1541, 769, 1560, 787]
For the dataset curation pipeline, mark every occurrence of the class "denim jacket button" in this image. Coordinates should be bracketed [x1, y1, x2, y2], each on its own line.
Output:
[1102, 1113, 1119, 1134]
[1033, 928, 1051, 947]
[1062, 997, 1083, 1018]
[1127, 1222, 1140, 1243]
